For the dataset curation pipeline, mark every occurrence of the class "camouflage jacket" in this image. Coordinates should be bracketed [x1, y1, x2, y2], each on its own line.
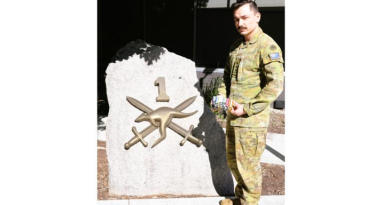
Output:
[218, 27, 284, 127]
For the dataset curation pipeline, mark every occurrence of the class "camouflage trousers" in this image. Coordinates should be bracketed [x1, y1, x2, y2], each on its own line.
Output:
[226, 124, 267, 205]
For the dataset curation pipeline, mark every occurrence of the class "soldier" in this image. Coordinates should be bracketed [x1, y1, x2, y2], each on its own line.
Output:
[218, 1, 284, 205]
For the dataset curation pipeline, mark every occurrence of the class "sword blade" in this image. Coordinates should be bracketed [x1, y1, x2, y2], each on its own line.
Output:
[127, 95, 197, 113]
[126, 96, 153, 113]
[125, 95, 201, 149]
[174, 96, 197, 111]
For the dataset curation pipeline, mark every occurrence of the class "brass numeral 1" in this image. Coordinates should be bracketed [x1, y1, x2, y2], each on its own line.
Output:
[155, 77, 170, 102]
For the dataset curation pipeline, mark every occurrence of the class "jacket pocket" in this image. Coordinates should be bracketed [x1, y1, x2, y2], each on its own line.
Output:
[229, 53, 237, 79]
[240, 54, 261, 85]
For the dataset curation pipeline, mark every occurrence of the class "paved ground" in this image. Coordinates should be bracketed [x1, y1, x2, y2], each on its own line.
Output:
[97, 196, 285, 205]
[262, 133, 285, 165]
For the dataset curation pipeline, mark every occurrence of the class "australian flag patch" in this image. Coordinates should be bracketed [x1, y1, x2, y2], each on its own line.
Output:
[269, 53, 280, 60]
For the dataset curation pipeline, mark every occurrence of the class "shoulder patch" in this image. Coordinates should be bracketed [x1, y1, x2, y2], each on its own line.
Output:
[269, 45, 277, 51]
[269, 53, 280, 60]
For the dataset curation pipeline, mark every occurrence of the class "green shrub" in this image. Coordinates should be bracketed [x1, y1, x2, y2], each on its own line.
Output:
[202, 77, 222, 107]
[202, 77, 227, 120]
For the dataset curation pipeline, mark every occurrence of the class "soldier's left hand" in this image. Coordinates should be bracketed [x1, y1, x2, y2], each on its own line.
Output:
[229, 101, 247, 117]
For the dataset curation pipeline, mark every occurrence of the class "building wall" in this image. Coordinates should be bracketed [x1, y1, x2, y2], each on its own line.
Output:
[98, 0, 286, 114]
[202, 0, 285, 8]
[195, 7, 285, 67]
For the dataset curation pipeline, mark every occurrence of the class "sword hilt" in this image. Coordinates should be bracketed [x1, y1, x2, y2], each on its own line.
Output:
[132, 127, 148, 147]
[180, 125, 194, 146]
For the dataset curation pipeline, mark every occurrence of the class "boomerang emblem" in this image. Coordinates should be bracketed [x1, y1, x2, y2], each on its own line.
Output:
[124, 96, 203, 149]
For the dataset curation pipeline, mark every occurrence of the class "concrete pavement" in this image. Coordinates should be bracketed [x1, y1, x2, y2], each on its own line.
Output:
[262, 133, 285, 165]
[98, 196, 285, 205]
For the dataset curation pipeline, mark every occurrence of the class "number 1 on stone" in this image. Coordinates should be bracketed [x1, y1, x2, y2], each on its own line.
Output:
[155, 77, 170, 102]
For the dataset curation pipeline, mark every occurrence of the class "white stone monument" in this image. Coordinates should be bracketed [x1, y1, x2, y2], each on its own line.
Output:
[105, 40, 234, 197]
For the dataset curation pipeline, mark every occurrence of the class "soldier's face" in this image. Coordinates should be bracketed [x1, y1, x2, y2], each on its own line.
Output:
[233, 4, 260, 37]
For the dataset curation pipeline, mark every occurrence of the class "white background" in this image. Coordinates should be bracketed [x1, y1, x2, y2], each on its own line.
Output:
[1, 0, 390, 205]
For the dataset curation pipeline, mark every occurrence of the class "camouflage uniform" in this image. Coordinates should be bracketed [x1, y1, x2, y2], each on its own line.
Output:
[218, 27, 284, 205]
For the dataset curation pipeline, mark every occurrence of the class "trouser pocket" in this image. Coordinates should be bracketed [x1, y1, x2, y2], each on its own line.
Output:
[238, 127, 267, 157]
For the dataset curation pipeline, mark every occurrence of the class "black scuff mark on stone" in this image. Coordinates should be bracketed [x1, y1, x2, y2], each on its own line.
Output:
[111, 39, 166, 66]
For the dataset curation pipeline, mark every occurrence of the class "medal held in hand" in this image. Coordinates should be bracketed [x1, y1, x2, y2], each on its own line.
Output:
[211, 96, 234, 114]
[226, 98, 234, 112]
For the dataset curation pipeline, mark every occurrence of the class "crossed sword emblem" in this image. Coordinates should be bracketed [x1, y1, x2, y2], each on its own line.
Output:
[124, 96, 203, 150]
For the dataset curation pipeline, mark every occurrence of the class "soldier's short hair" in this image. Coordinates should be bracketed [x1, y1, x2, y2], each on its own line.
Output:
[232, 0, 259, 14]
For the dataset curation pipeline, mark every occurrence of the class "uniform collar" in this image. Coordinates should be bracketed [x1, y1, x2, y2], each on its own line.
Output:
[243, 26, 263, 45]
